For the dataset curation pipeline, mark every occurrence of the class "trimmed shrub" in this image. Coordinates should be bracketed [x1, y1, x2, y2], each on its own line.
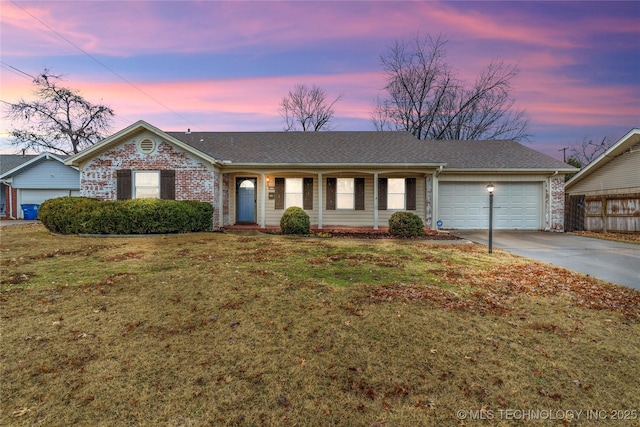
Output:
[388, 211, 425, 238]
[39, 197, 101, 235]
[280, 206, 310, 235]
[39, 197, 213, 235]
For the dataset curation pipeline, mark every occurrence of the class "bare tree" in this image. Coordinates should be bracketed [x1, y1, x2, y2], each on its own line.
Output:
[568, 136, 613, 166]
[5, 69, 114, 155]
[372, 34, 530, 141]
[279, 84, 342, 131]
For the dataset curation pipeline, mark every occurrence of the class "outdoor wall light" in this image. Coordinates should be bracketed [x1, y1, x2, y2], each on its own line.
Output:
[486, 184, 494, 253]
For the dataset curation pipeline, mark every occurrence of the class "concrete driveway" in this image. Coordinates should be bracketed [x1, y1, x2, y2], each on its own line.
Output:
[453, 231, 640, 290]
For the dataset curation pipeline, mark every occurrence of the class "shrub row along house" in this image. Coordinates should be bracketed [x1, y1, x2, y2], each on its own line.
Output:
[64, 120, 575, 232]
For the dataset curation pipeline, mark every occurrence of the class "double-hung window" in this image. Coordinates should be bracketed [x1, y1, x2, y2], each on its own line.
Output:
[117, 169, 175, 200]
[378, 177, 416, 210]
[134, 171, 160, 199]
[285, 178, 303, 208]
[326, 177, 364, 210]
[336, 178, 355, 209]
[387, 178, 405, 210]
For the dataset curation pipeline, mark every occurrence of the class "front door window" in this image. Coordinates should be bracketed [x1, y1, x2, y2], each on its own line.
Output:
[237, 178, 256, 223]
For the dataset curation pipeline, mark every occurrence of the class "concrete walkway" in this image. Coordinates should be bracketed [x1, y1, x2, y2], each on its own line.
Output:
[453, 231, 640, 290]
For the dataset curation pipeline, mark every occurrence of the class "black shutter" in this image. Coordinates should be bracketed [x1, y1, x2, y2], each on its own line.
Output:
[303, 178, 313, 210]
[117, 169, 132, 200]
[275, 178, 285, 210]
[160, 170, 175, 200]
[405, 178, 416, 210]
[355, 178, 365, 210]
[326, 178, 336, 210]
[378, 178, 387, 210]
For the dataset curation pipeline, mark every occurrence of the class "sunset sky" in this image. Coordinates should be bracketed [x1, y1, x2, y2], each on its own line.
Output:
[1, 0, 638, 160]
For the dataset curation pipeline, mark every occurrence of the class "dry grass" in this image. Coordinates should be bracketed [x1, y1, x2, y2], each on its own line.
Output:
[1, 224, 639, 426]
[570, 231, 640, 245]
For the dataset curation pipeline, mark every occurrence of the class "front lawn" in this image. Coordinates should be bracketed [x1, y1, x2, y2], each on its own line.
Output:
[1, 224, 639, 426]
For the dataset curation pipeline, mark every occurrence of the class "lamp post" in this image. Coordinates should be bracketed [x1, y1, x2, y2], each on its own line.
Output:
[486, 184, 495, 253]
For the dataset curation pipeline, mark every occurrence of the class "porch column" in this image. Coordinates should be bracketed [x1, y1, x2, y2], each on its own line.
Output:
[260, 172, 266, 228]
[373, 172, 379, 230]
[317, 172, 323, 229]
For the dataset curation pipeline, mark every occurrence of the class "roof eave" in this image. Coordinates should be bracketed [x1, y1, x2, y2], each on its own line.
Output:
[566, 128, 640, 189]
[440, 167, 578, 174]
[65, 120, 224, 167]
[219, 162, 447, 168]
[0, 152, 68, 179]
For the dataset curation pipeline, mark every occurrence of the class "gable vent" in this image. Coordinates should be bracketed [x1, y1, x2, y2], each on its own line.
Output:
[139, 138, 156, 154]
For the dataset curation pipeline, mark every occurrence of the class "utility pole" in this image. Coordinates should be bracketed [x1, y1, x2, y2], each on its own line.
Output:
[558, 147, 568, 162]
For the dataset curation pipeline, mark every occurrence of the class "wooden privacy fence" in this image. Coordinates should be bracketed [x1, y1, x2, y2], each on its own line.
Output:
[583, 193, 640, 232]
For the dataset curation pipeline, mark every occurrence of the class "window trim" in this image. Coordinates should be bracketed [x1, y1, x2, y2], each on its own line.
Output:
[285, 177, 303, 209]
[387, 178, 406, 210]
[336, 178, 355, 210]
[133, 170, 160, 199]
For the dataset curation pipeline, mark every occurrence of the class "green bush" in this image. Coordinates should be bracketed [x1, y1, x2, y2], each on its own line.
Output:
[39, 197, 101, 235]
[280, 206, 310, 235]
[388, 211, 425, 238]
[39, 197, 213, 235]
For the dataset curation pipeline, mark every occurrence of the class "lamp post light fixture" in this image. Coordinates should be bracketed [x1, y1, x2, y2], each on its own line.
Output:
[486, 184, 495, 253]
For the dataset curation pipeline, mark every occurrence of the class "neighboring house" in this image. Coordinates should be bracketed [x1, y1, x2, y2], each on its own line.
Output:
[65, 120, 575, 231]
[0, 153, 80, 219]
[565, 128, 640, 232]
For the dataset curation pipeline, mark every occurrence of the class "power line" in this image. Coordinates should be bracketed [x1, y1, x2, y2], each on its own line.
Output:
[9, 0, 201, 130]
[0, 61, 35, 80]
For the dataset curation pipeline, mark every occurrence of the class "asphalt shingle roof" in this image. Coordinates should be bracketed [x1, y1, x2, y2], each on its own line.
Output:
[167, 131, 571, 170]
[421, 140, 572, 169]
[168, 131, 441, 165]
[0, 155, 38, 175]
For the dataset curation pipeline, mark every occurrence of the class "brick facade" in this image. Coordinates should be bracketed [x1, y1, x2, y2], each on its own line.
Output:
[1, 185, 18, 219]
[549, 176, 565, 232]
[80, 138, 220, 227]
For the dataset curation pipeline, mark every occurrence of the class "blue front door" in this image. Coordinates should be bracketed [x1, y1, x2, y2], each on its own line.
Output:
[237, 178, 256, 223]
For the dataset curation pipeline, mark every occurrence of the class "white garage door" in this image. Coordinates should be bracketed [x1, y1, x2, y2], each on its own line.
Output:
[19, 189, 79, 217]
[438, 182, 542, 230]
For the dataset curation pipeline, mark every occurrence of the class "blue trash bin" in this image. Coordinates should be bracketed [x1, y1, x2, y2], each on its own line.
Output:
[21, 204, 39, 220]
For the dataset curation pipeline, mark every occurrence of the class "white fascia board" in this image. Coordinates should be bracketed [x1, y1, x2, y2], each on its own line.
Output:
[440, 167, 577, 174]
[220, 162, 447, 168]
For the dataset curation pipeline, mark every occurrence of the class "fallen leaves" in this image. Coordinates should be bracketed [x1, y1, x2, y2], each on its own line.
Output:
[368, 261, 640, 320]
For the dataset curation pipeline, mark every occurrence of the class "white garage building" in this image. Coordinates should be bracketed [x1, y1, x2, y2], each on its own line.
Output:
[427, 140, 575, 231]
[1, 153, 79, 219]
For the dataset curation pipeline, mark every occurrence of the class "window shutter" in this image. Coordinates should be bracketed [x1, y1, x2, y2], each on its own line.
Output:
[378, 178, 387, 210]
[355, 178, 365, 210]
[160, 170, 175, 200]
[326, 177, 336, 210]
[275, 178, 285, 210]
[117, 169, 132, 200]
[303, 178, 313, 210]
[405, 178, 416, 210]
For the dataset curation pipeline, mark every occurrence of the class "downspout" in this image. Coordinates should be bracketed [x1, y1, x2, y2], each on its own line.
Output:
[435, 165, 443, 177]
